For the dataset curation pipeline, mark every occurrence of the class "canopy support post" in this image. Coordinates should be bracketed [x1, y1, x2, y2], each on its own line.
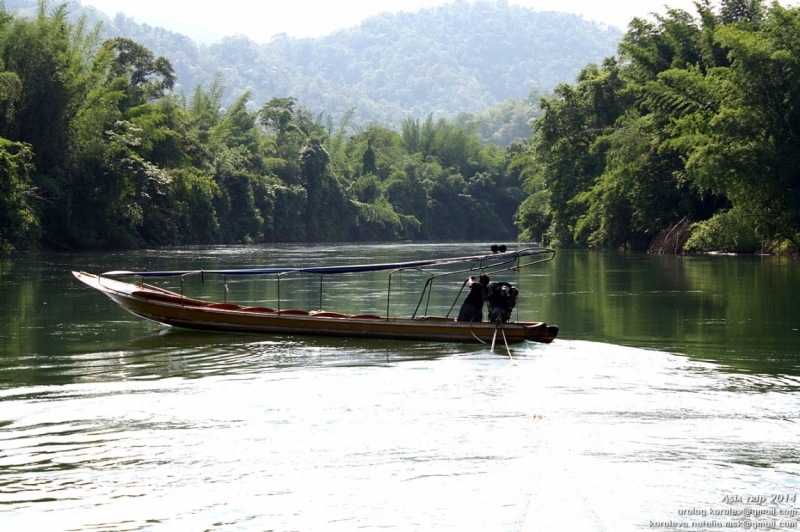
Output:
[412, 277, 433, 319]
[386, 273, 392, 320]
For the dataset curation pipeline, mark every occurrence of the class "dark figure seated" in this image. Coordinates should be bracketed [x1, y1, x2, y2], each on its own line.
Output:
[457, 274, 490, 322]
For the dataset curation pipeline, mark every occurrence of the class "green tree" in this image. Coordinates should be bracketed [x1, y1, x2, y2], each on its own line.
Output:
[99, 37, 175, 111]
[0, 138, 37, 252]
[681, 3, 800, 250]
[0, 1, 99, 183]
[300, 137, 353, 241]
[517, 59, 628, 246]
[513, 0, 800, 253]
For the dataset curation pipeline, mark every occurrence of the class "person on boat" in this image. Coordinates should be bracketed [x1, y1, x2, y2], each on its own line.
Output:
[457, 274, 490, 322]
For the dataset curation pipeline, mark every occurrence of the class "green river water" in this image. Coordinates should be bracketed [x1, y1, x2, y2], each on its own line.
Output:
[1, 243, 799, 531]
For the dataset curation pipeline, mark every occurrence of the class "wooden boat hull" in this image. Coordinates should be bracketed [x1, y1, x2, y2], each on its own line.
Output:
[73, 272, 558, 344]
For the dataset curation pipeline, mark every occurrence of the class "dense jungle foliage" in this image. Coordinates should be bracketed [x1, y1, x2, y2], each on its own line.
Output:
[0, 2, 531, 252]
[513, 0, 800, 253]
[2, 0, 799, 255]
[5, 0, 620, 129]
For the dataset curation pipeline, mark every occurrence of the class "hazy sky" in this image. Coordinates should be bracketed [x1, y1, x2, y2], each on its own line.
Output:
[81, 0, 713, 43]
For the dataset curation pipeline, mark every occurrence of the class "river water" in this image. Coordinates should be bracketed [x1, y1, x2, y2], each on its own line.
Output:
[1, 244, 799, 531]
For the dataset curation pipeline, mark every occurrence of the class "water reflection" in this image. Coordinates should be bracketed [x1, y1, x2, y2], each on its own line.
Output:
[120, 330, 466, 377]
[6, 245, 800, 531]
[529, 251, 800, 375]
[3, 330, 469, 387]
[2, 245, 799, 383]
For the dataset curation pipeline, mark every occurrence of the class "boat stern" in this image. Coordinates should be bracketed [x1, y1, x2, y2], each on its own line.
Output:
[522, 322, 559, 344]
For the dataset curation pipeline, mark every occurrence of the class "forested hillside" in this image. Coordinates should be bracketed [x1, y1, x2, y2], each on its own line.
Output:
[198, 1, 620, 124]
[512, 0, 800, 254]
[3, 0, 797, 256]
[4, 0, 621, 127]
[1, 2, 531, 253]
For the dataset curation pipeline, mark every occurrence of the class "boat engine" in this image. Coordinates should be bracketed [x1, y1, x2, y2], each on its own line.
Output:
[487, 282, 519, 323]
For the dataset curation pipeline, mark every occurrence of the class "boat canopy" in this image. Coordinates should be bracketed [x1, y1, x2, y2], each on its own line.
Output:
[101, 247, 554, 278]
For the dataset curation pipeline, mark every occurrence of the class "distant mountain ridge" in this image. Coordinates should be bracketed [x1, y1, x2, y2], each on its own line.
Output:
[5, 0, 622, 125]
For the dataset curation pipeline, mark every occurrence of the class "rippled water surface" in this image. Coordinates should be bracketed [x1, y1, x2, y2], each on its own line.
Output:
[1, 244, 799, 531]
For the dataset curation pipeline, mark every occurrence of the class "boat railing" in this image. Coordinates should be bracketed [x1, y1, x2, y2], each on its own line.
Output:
[98, 247, 555, 319]
[390, 249, 555, 319]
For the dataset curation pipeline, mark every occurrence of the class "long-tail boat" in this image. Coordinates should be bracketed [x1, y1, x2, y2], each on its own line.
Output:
[73, 246, 558, 345]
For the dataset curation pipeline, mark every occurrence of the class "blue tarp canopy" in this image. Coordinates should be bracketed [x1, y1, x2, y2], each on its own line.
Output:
[101, 248, 554, 278]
